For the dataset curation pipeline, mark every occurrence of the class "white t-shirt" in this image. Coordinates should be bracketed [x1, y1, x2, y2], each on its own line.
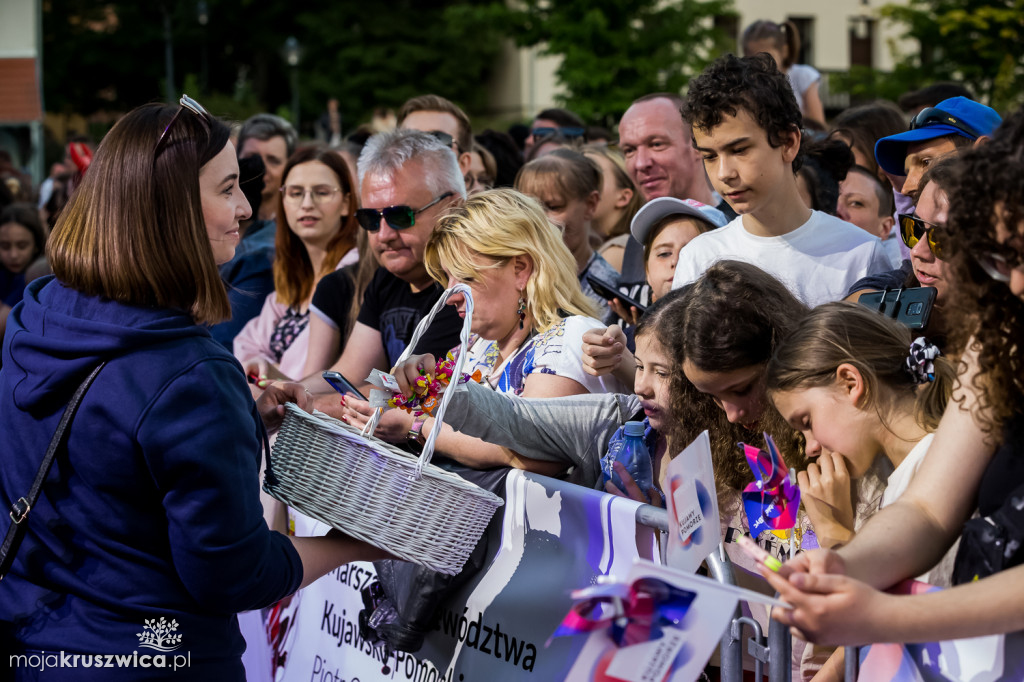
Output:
[880, 433, 934, 508]
[461, 315, 627, 397]
[671, 211, 892, 308]
[787, 64, 821, 116]
[881, 231, 905, 269]
[877, 432, 956, 587]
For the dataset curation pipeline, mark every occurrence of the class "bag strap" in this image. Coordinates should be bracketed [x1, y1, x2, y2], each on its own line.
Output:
[0, 362, 106, 581]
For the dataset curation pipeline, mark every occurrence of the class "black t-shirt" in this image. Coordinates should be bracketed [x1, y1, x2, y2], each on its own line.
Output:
[356, 266, 463, 367]
[311, 268, 357, 332]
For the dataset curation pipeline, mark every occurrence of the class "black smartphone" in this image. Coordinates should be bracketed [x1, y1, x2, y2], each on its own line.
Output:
[585, 274, 648, 314]
[322, 370, 367, 400]
[858, 286, 937, 329]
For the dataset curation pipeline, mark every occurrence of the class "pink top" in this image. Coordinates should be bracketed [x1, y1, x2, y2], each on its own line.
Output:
[233, 248, 358, 380]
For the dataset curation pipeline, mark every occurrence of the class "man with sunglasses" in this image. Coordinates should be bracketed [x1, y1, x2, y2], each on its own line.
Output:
[398, 94, 474, 176]
[305, 129, 465, 401]
[874, 96, 1000, 201]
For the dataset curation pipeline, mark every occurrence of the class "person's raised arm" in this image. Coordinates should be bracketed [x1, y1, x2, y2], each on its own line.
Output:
[581, 325, 636, 389]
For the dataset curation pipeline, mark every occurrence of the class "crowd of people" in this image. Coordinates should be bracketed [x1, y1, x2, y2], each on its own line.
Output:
[1, 16, 1023, 681]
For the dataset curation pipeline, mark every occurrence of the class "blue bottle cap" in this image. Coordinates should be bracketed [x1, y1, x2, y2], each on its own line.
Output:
[624, 421, 646, 437]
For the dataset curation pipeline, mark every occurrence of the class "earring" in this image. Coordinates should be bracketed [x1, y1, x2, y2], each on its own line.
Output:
[516, 295, 527, 330]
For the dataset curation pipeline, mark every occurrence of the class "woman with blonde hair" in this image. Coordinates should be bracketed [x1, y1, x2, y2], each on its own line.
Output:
[340, 188, 627, 469]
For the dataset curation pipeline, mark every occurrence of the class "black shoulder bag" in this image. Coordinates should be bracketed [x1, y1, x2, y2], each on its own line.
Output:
[0, 362, 106, 581]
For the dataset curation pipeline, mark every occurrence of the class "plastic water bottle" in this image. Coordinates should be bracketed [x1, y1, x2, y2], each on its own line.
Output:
[601, 421, 654, 501]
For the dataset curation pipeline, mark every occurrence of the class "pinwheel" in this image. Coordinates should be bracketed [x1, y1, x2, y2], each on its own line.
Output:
[738, 433, 800, 536]
[550, 577, 696, 649]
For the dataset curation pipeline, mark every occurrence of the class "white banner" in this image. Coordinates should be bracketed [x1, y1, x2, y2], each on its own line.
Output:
[251, 470, 655, 681]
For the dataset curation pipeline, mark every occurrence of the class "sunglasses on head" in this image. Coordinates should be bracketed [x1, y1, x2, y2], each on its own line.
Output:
[155, 94, 211, 158]
[909, 107, 980, 139]
[531, 126, 585, 139]
[427, 130, 460, 152]
[355, 192, 455, 232]
[898, 213, 949, 259]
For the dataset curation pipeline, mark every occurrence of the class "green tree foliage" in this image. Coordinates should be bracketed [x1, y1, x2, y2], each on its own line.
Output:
[500, 0, 736, 126]
[42, 0, 504, 135]
[834, 0, 1024, 111]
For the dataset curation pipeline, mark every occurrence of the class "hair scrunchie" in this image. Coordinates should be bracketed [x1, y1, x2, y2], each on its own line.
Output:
[905, 337, 941, 384]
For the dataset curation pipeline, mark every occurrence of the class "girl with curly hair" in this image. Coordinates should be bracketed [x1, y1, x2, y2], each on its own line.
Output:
[763, 107, 1024, 649]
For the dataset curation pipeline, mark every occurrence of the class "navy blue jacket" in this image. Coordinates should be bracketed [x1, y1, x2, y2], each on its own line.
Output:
[0, 277, 302, 679]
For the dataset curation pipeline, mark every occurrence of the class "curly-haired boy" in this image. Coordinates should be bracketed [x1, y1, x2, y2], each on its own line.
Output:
[672, 54, 890, 307]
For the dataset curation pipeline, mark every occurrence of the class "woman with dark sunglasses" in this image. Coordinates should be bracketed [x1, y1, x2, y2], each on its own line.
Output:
[845, 157, 959, 345]
[0, 98, 383, 680]
[761, 109, 1024, 654]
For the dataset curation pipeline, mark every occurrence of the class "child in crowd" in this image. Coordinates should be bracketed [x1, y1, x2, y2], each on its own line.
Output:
[742, 20, 825, 128]
[766, 301, 956, 679]
[610, 196, 727, 326]
[768, 302, 955, 572]
[672, 54, 890, 306]
[515, 148, 621, 321]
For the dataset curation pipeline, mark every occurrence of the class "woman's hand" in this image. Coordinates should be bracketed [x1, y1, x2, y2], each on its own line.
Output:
[391, 353, 438, 398]
[797, 451, 855, 549]
[338, 395, 414, 444]
[605, 461, 663, 507]
[256, 381, 312, 432]
[581, 326, 627, 376]
[243, 357, 272, 388]
[760, 564, 897, 646]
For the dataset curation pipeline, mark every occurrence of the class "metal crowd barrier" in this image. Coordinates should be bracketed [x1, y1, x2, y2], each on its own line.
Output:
[637, 504, 793, 682]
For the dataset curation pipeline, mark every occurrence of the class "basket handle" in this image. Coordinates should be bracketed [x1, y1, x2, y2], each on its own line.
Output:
[361, 283, 474, 478]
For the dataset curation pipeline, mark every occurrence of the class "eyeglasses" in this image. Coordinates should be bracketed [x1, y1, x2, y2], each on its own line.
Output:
[909, 107, 980, 140]
[531, 126, 585, 139]
[154, 94, 211, 158]
[898, 213, 949, 259]
[974, 242, 1023, 283]
[355, 192, 455, 232]
[427, 130, 461, 152]
[281, 184, 342, 205]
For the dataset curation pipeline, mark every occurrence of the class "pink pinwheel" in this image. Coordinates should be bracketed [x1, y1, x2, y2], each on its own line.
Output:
[739, 434, 800, 535]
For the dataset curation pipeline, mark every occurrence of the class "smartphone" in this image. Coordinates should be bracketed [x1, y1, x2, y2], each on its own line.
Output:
[585, 274, 648, 314]
[322, 370, 367, 400]
[857, 286, 937, 329]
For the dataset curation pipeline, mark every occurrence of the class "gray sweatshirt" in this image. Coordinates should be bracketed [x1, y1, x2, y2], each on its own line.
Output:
[441, 381, 642, 487]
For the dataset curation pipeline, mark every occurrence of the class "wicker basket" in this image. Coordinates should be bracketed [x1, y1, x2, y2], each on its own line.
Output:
[264, 284, 504, 575]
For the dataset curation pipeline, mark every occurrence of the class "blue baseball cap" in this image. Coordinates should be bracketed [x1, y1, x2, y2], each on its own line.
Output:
[874, 97, 1002, 176]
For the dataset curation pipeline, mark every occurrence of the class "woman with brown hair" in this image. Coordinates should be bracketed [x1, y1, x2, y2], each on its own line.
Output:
[234, 146, 359, 381]
[0, 98, 381, 680]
